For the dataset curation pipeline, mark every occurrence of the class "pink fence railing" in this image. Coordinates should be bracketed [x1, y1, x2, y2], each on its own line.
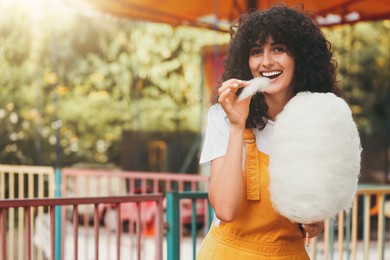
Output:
[0, 194, 164, 260]
[0, 165, 55, 260]
[61, 168, 210, 196]
[0, 166, 211, 259]
[61, 168, 211, 258]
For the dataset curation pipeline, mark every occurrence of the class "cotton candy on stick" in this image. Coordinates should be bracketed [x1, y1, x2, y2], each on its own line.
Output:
[238, 77, 270, 101]
[268, 92, 361, 224]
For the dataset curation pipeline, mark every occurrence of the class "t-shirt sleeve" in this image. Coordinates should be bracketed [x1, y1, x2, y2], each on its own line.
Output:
[199, 104, 231, 165]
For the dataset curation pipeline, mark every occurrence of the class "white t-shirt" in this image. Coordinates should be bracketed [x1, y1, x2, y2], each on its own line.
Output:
[199, 104, 274, 165]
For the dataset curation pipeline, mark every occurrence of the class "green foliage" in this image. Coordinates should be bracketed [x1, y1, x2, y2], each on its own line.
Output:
[0, 1, 228, 166]
[324, 21, 390, 179]
[324, 21, 390, 137]
[1, 1, 388, 172]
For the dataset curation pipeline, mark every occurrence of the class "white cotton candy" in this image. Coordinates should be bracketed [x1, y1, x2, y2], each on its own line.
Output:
[268, 92, 362, 224]
[238, 77, 270, 101]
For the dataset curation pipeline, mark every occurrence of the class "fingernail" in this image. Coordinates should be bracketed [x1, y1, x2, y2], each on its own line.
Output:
[237, 80, 243, 84]
[232, 83, 238, 87]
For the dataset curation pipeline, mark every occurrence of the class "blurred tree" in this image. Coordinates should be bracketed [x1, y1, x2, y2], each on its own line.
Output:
[1, 0, 388, 177]
[0, 1, 36, 164]
[324, 21, 390, 182]
[0, 0, 228, 167]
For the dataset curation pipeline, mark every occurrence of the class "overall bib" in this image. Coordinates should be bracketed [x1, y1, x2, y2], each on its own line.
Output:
[197, 129, 309, 259]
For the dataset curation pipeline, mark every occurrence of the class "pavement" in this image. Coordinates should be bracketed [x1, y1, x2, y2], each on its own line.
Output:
[61, 232, 390, 260]
[31, 216, 390, 260]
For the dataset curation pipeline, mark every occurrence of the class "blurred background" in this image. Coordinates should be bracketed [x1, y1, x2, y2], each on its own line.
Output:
[0, 0, 389, 183]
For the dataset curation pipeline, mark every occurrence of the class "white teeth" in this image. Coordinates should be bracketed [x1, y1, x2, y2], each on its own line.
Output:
[262, 71, 281, 77]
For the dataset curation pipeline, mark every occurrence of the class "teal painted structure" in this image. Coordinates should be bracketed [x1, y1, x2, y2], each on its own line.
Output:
[166, 191, 213, 260]
[54, 168, 62, 260]
[49, 175, 389, 260]
[165, 186, 390, 260]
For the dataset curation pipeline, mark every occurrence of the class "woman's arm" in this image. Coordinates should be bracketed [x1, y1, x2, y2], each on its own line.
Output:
[208, 79, 250, 222]
[209, 126, 245, 222]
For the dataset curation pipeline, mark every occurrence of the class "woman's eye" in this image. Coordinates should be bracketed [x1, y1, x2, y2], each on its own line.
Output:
[273, 46, 286, 53]
[250, 49, 262, 55]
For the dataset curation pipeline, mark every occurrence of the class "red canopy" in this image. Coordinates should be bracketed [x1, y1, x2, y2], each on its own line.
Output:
[75, 0, 390, 30]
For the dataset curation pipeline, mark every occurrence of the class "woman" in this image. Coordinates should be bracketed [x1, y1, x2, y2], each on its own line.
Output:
[197, 5, 340, 259]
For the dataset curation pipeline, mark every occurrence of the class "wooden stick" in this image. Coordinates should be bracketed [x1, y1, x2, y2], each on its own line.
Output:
[305, 231, 310, 247]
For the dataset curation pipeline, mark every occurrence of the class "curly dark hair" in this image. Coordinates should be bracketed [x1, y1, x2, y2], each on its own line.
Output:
[218, 5, 341, 129]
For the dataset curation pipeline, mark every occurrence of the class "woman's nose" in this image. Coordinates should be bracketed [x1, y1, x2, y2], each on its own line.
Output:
[262, 51, 274, 67]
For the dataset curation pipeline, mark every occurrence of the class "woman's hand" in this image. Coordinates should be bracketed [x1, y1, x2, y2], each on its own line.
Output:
[302, 222, 324, 238]
[218, 79, 250, 129]
[208, 78, 250, 222]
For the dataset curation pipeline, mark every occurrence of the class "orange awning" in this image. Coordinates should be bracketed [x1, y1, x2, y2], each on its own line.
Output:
[73, 0, 390, 30]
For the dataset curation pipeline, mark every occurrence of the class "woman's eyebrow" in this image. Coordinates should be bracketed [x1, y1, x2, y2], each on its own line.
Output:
[251, 41, 285, 48]
[251, 42, 262, 48]
[270, 42, 286, 46]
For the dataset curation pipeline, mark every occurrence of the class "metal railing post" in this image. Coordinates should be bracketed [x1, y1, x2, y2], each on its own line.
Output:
[378, 194, 386, 260]
[191, 198, 197, 260]
[329, 218, 335, 260]
[345, 210, 351, 260]
[167, 191, 180, 260]
[54, 168, 62, 260]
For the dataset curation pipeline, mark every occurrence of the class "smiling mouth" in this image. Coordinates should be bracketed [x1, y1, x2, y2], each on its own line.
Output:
[261, 71, 282, 79]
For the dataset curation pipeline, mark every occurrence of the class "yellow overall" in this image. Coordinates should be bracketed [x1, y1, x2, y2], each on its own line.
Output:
[197, 129, 309, 259]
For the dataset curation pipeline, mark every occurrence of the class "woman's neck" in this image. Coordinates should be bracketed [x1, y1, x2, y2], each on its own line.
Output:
[265, 93, 293, 121]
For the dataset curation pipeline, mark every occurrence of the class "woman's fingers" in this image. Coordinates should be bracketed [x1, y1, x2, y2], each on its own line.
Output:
[217, 78, 251, 127]
[217, 79, 250, 105]
[218, 79, 240, 104]
[302, 222, 324, 238]
[218, 87, 232, 104]
[218, 79, 248, 96]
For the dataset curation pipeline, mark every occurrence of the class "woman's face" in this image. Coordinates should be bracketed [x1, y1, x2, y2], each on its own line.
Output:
[248, 36, 295, 99]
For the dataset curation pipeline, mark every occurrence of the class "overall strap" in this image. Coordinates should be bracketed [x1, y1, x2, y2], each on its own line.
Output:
[243, 128, 261, 201]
